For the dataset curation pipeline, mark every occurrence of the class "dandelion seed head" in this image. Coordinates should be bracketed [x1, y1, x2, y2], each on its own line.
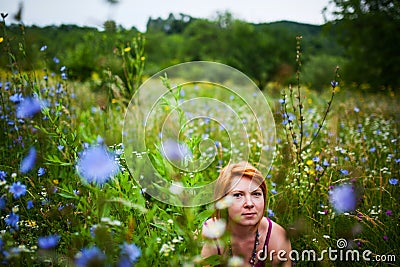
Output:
[202, 219, 226, 239]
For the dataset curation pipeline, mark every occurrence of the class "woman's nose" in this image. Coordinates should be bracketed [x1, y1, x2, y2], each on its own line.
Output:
[243, 196, 254, 208]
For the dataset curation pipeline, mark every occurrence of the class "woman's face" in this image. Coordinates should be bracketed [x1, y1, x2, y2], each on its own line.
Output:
[227, 177, 265, 226]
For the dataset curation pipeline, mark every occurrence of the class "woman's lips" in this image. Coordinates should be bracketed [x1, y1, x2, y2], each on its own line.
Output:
[242, 212, 257, 218]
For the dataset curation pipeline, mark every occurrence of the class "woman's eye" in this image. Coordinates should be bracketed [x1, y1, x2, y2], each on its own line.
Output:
[253, 192, 262, 197]
[233, 193, 242, 198]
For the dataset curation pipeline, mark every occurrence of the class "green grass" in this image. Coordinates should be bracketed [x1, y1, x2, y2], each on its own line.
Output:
[0, 35, 399, 267]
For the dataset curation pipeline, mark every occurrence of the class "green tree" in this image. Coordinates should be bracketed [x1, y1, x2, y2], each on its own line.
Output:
[326, 0, 400, 90]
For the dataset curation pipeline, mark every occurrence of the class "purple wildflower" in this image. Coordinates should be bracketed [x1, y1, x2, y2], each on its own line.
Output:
[161, 139, 192, 161]
[16, 97, 44, 118]
[20, 147, 37, 173]
[330, 81, 338, 88]
[267, 209, 275, 217]
[329, 184, 356, 213]
[38, 234, 60, 249]
[38, 167, 45, 177]
[0, 197, 6, 210]
[0, 170, 6, 181]
[9, 181, 27, 199]
[9, 93, 23, 103]
[75, 246, 106, 267]
[76, 145, 119, 185]
[4, 213, 19, 229]
[27, 200, 34, 209]
[118, 242, 141, 267]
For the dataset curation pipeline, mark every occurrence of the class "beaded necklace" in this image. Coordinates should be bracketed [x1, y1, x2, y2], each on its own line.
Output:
[229, 229, 260, 266]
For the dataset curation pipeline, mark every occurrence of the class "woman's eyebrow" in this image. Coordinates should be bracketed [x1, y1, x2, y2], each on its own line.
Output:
[250, 188, 262, 193]
[230, 190, 245, 193]
[230, 188, 262, 193]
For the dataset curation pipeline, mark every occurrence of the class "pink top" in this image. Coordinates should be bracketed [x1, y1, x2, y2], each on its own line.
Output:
[216, 217, 273, 266]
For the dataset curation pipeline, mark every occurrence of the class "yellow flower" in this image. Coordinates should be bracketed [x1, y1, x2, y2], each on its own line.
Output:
[124, 47, 131, 52]
[53, 179, 59, 185]
[0, 37, 3, 43]
[140, 56, 145, 61]
[26, 220, 37, 227]
[308, 169, 315, 175]
[306, 159, 314, 166]
[112, 98, 117, 104]
[307, 98, 312, 104]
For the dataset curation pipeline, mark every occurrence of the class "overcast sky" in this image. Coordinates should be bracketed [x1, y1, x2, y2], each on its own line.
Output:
[2, 0, 334, 32]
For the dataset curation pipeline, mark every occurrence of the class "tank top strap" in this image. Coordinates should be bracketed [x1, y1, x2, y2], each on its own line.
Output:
[215, 239, 222, 255]
[264, 217, 273, 248]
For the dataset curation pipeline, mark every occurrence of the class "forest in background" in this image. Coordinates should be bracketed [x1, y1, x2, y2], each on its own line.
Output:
[0, 10, 395, 94]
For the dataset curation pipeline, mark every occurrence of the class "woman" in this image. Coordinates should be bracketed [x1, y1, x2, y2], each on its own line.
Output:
[201, 162, 292, 266]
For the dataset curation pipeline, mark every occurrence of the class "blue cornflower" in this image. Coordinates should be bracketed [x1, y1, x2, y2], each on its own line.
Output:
[20, 147, 37, 173]
[339, 169, 349, 175]
[316, 165, 324, 172]
[27, 200, 34, 209]
[161, 139, 192, 161]
[278, 99, 285, 104]
[60, 66, 66, 72]
[312, 156, 320, 162]
[38, 167, 45, 177]
[75, 246, 106, 267]
[90, 224, 98, 237]
[369, 147, 376, 152]
[323, 159, 329, 167]
[57, 145, 64, 151]
[267, 209, 275, 217]
[0, 170, 6, 181]
[118, 243, 141, 267]
[270, 189, 277, 195]
[4, 213, 19, 229]
[329, 184, 356, 213]
[9, 181, 27, 199]
[16, 97, 44, 118]
[38, 234, 60, 249]
[330, 81, 338, 88]
[40, 45, 47, 51]
[96, 135, 104, 144]
[53, 57, 60, 64]
[76, 145, 119, 185]
[354, 107, 360, 113]
[9, 93, 24, 103]
[389, 178, 398, 185]
[61, 73, 67, 80]
[0, 197, 6, 210]
[395, 158, 400, 163]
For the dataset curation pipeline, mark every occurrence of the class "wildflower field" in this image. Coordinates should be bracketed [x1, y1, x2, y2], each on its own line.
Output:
[1, 25, 399, 267]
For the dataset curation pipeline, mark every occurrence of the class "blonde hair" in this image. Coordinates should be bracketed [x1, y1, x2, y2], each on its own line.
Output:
[213, 161, 267, 220]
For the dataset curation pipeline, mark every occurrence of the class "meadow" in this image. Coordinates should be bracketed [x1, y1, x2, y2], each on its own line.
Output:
[0, 27, 399, 267]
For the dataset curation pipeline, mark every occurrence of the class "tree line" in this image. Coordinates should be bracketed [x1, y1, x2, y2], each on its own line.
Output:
[1, 0, 399, 92]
